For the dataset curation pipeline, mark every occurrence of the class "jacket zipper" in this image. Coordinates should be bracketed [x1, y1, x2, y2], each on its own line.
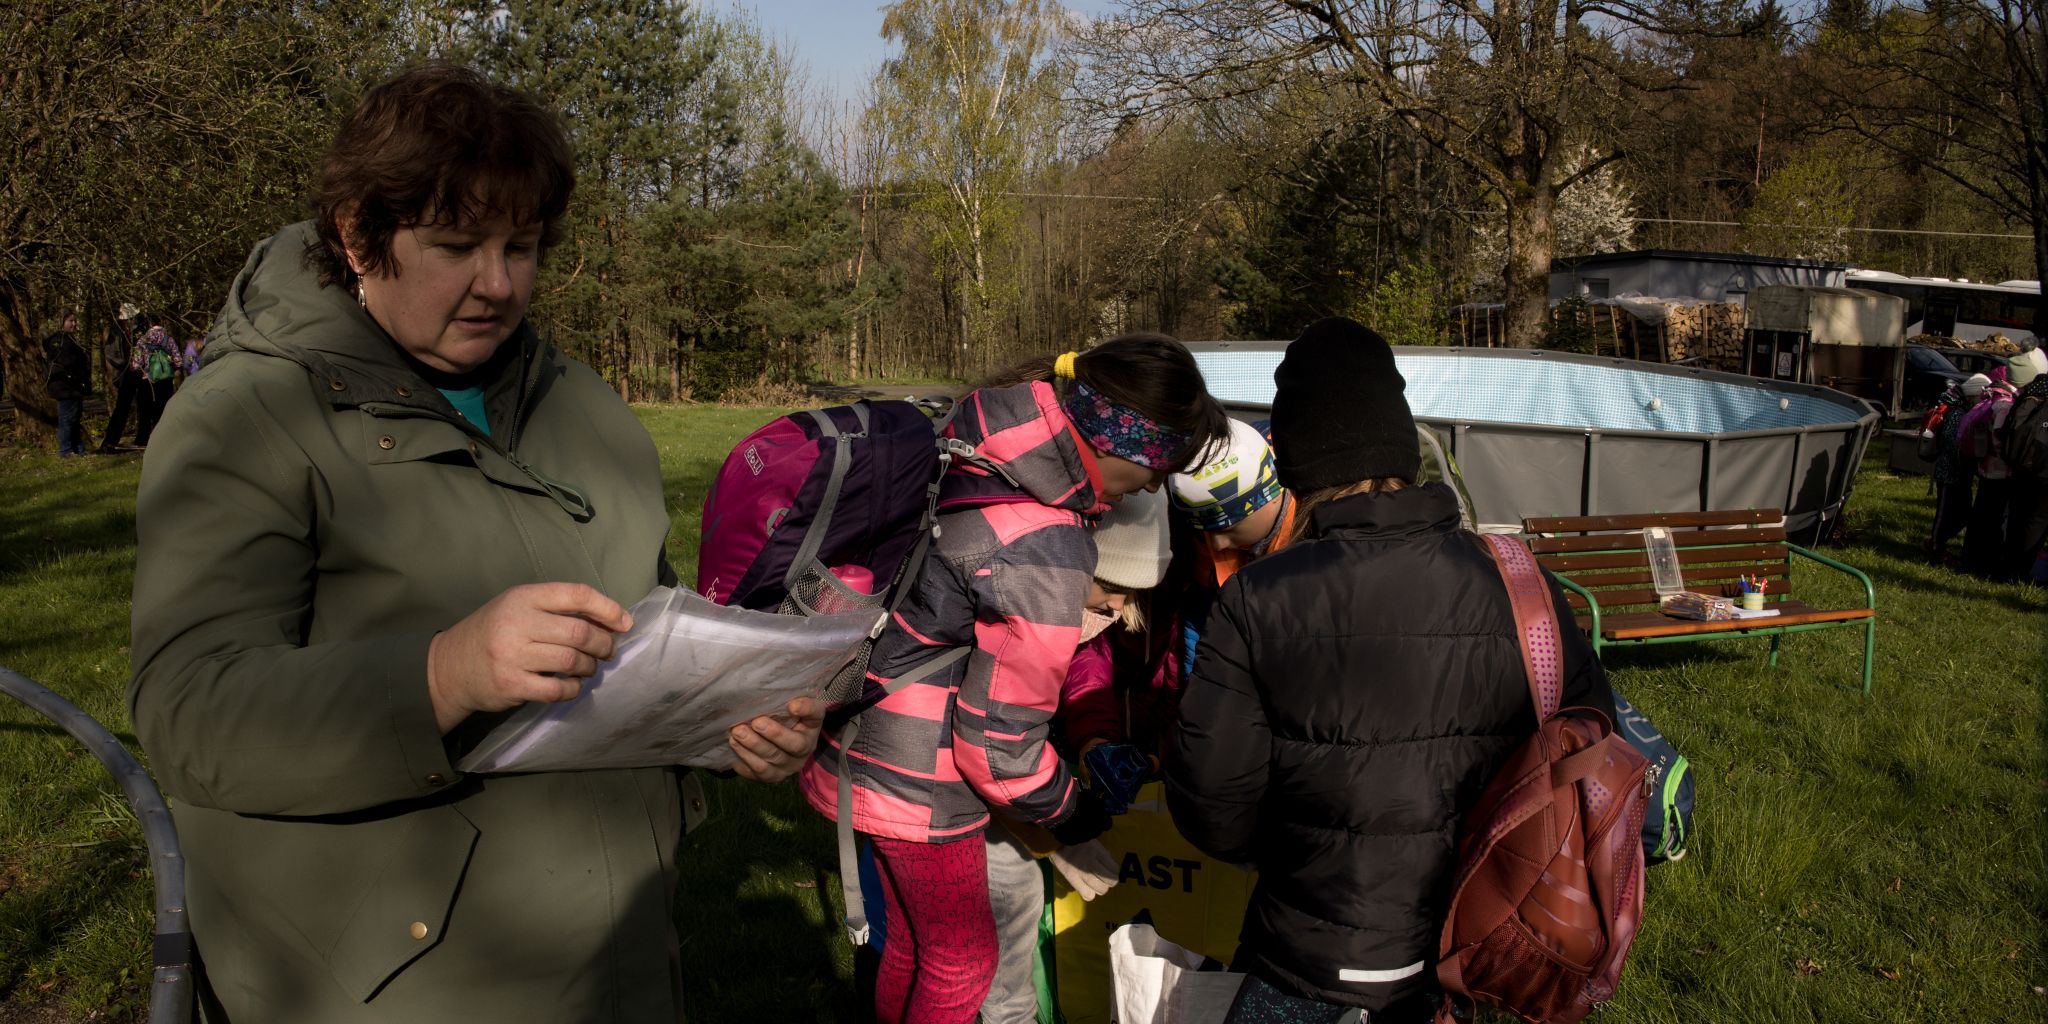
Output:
[505, 336, 550, 457]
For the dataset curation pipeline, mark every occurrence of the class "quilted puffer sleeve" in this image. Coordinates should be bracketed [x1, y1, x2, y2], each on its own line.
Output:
[1164, 578, 1269, 863]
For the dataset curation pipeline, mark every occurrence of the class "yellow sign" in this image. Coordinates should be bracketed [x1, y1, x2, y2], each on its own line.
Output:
[1050, 783, 1254, 1024]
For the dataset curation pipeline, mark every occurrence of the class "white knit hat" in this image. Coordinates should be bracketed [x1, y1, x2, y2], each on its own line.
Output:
[2009, 347, 2046, 387]
[1093, 488, 1170, 590]
[1961, 373, 1991, 398]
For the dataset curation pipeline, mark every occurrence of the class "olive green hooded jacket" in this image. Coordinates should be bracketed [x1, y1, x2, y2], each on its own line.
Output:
[128, 223, 684, 1022]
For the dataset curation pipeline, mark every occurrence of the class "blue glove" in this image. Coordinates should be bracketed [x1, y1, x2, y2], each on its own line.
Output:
[1084, 742, 1155, 816]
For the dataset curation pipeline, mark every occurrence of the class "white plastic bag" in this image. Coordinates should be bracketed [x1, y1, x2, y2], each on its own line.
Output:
[1109, 921, 1245, 1024]
[458, 586, 877, 773]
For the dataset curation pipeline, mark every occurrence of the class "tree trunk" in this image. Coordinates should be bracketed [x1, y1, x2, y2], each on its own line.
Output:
[0, 275, 55, 427]
[2032, 201, 2048, 341]
[2027, 81, 2048, 341]
[1503, 184, 1558, 348]
[670, 322, 682, 399]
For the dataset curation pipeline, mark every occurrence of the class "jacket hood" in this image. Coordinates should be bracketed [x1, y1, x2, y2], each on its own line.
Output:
[205, 221, 540, 407]
[943, 381, 1105, 513]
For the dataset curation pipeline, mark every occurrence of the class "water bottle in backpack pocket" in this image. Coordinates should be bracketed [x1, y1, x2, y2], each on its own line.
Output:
[1613, 690, 1694, 862]
[1916, 402, 1949, 462]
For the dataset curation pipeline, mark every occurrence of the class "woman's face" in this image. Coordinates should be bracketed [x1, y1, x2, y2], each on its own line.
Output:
[1095, 452, 1166, 502]
[350, 214, 541, 374]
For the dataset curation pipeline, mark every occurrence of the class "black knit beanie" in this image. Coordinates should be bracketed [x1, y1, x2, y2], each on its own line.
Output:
[1269, 316, 1420, 491]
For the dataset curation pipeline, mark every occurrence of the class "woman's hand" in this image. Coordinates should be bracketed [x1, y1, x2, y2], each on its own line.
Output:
[728, 697, 824, 783]
[427, 583, 632, 734]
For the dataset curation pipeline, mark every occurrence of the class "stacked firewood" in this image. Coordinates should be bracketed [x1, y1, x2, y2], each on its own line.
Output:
[1658, 302, 1747, 370]
[1594, 300, 1746, 369]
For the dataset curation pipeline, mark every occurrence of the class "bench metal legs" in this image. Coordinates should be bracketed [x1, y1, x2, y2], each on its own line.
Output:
[1591, 619, 1876, 697]
[1861, 619, 1875, 697]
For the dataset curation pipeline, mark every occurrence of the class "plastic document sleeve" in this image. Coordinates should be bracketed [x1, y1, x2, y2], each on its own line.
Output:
[457, 586, 876, 774]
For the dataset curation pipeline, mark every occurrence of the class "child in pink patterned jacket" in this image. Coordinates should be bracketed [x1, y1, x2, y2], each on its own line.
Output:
[802, 335, 1227, 1024]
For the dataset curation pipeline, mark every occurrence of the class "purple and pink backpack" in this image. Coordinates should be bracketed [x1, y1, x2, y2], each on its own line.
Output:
[696, 400, 1004, 704]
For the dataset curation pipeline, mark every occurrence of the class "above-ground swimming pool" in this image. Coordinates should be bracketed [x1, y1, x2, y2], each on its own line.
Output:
[1189, 343, 1881, 539]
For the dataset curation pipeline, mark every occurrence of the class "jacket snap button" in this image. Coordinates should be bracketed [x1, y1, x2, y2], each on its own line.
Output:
[377, 436, 396, 450]
[328, 379, 346, 392]
[468, 442, 480, 458]
[409, 921, 429, 941]
[396, 386, 412, 398]
[425, 772, 447, 786]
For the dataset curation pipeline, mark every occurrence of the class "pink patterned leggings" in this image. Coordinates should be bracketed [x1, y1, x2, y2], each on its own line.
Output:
[869, 834, 998, 1024]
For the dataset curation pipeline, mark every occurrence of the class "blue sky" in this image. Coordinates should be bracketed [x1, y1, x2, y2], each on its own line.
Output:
[720, 0, 1122, 104]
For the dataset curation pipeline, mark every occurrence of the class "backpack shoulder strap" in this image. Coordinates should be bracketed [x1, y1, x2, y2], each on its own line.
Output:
[835, 644, 970, 944]
[1481, 533, 1566, 722]
[779, 407, 856, 599]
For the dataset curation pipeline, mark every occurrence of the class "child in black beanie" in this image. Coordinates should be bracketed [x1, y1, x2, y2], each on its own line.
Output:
[1163, 315, 1616, 1024]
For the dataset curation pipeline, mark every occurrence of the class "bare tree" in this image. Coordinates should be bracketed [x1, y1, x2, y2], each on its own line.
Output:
[1083, 0, 1704, 345]
[1818, 0, 2048, 336]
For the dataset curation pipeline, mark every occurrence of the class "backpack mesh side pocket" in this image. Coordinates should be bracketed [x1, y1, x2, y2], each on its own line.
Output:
[782, 559, 885, 707]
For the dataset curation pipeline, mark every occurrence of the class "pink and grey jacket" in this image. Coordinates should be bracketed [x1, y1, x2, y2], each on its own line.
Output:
[801, 381, 1104, 844]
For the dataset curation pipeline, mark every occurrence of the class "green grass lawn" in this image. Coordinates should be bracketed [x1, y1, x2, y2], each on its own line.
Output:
[1, 410, 2043, 1022]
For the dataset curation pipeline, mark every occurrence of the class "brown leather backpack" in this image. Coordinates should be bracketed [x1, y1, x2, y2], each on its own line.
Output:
[1436, 535, 1649, 1023]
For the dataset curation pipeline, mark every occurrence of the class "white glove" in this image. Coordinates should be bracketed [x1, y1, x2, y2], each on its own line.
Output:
[1049, 839, 1119, 901]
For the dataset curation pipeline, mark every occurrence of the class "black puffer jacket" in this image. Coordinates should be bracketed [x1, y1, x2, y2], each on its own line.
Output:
[42, 331, 91, 401]
[1164, 483, 1613, 1015]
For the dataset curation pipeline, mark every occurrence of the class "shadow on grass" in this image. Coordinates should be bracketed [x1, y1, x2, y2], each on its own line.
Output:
[0, 469, 138, 588]
[675, 777, 852, 1023]
[0, 802, 150, 1015]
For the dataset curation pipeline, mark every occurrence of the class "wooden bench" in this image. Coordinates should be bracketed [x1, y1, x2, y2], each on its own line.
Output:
[1522, 508, 1877, 695]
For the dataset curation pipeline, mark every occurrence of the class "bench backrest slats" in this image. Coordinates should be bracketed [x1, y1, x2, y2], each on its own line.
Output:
[1552, 563, 1790, 594]
[1525, 524, 1788, 555]
[1537, 542, 1789, 574]
[1522, 508, 1779, 534]
[1562, 585, 1676, 610]
[1526, 507, 1793, 615]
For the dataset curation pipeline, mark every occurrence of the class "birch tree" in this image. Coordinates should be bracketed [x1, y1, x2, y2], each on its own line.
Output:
[869, 0, 1068, 370]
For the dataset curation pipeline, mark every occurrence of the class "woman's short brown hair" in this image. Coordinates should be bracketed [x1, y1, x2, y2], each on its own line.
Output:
[307, 63, 574, 286]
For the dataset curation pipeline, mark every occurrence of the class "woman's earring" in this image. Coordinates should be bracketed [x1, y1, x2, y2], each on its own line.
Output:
[354, 280, 368, 311]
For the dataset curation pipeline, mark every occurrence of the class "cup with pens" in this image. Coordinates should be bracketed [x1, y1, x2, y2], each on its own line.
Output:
[1738, 574, 1767, 611]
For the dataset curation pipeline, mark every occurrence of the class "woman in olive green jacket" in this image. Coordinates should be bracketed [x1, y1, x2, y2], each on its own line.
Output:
[127, 65, 819, 1023]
